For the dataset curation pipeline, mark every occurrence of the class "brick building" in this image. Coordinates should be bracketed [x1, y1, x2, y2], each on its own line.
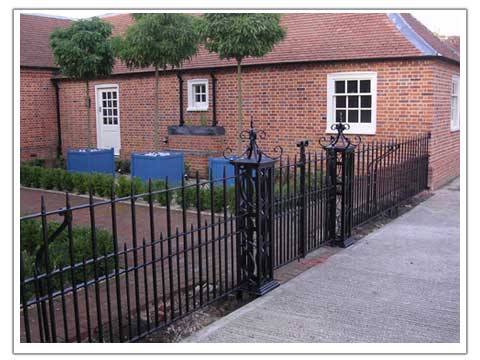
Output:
[20, 13, 461, 189]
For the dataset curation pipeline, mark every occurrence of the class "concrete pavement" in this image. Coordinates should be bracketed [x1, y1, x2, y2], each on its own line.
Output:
[185, 179, 460, 343]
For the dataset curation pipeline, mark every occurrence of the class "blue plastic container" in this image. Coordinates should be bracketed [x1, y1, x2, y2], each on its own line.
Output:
[208, 157, 236, 186]
[67, 148, 115, 177]
[131, 151, 184, 183]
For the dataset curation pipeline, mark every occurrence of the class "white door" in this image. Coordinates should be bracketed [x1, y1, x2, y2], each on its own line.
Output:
[96, 85, 121, 155]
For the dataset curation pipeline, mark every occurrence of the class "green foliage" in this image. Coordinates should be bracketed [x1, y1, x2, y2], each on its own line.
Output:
[175, 185, 197, 209]
[131, 176, 146, 195]
[20, 164, 33, 187]
[30, 166, 44, 188]
[20, 165, 238, 213]
[40, 168, 57, 190]
[116, 175, 131, 198]
[22, 159, 46, 167]
[62, 170, 75, 192]
[200, 14, 286, 63]
[114, 14, 200, 71]
[20, 219, 114, 300]
[203, 185, 225, 213]
[91, 172, 114, 197]
[200, 14, 285, 151]
[49, 18, 115, 81]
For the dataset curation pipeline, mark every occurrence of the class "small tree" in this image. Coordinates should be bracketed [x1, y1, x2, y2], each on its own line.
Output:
[200, 14, 286, 152]
[50, 18, 115, 149]
[115, 14, 200, 151]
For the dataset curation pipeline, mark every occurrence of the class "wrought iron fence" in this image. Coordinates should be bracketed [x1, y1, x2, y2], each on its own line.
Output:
[19, 122, 430, 343]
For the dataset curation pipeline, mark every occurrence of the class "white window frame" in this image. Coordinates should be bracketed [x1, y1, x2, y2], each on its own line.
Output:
[187, 79, 209, 111]
[326, 72, 377, 135]
[451, 75, 460, 131]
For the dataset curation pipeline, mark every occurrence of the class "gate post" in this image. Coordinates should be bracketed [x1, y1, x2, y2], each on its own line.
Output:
[296, 140, 309, 258]
[227, 119, 282, 296]
[321, 123, 360, 248]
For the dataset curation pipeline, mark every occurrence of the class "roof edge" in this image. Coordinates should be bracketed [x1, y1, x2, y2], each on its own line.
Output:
[52, 55, 458, 80]
[388, 13, 438, 56]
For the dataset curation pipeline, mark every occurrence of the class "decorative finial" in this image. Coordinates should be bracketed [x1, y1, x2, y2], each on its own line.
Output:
[223, 117, 283, 163]
[319, 122, 361, 150]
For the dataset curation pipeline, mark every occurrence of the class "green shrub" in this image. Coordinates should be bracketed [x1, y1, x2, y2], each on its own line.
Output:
[116, 175, 131, 198]
[91, 173, 114, 197]
[23, 158, 45, 167]
[62, 170, 75, 192]
[227, 185, 236, 212]
[72, 172, 89, 194]
[131, 176, 146, 195]
[30, 166, 44, 188]
[143, 179, 167, 205]
[50, 168, 66, 191]
[40, 168, 57, 190]
[175, 185, 196, 209]
[20, 165, 33, 187]
[202, 185, 224, 213]
[20, 219, 114, 300]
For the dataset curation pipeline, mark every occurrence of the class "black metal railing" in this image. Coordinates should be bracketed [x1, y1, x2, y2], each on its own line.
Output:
[19, 124, 431, 343]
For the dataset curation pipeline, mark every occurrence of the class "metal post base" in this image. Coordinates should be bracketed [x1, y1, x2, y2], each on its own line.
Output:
[242, 280, 280, 296]
[335, 236, 355, 248]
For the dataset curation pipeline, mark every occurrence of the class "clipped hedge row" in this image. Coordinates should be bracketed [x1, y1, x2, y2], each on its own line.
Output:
[21, 219, 114, 300]
[20, 165, 236, 212]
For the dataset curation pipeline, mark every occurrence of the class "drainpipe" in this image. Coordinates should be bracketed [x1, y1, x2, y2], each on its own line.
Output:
[51, 78, 62, 158]
[177, 73, 184, 126]
[210, 73, 217, 127]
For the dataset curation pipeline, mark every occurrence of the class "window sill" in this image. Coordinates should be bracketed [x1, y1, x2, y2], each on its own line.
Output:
[450, 128, 460, 132]
[326, 124, 376, 135]
[187, 107, 209, 112]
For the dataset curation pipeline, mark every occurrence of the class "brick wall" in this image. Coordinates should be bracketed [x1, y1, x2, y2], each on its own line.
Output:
[430, 59, 460, 189]
[57, 58, 459, 187]
[20, 68, 58, 161]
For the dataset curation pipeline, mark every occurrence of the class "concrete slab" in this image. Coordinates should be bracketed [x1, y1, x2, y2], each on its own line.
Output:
[184, 179, 460, 343]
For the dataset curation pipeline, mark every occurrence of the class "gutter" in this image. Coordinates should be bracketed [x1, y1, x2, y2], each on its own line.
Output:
[51, 78, 62, 158]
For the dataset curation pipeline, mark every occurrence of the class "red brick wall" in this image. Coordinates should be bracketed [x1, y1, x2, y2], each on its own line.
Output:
[167, 134, 226, 178]
[20, 68, 58, 161]
[57, 58, 460, 186]
[429, 60, 460, 189]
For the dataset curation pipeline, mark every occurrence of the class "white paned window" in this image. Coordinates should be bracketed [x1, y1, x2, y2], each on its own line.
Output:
[451, 75, 460, 131]
[100, 89, 119, 125]
[327, 72, 377, 135]
[187, 79, 209, 111]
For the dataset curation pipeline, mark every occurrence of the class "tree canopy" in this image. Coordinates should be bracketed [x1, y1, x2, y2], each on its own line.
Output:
[200, 13, 286, 64]
[114, 13, 200, 71]
[49, 18, 115, 80]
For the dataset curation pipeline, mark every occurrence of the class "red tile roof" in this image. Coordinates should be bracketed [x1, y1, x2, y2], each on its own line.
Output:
[20, 14, 71, 68]
[440, 35, 460, 56]
[20, 12, 460, 72]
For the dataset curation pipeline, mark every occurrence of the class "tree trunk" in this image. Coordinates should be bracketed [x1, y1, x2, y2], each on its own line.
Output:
[86, 80, 92, 149]
[236, 60, 243, 153]
[154, 66, 160, 152]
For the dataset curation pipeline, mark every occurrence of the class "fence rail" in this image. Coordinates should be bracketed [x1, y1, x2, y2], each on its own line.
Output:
[20, 127, 430, 343]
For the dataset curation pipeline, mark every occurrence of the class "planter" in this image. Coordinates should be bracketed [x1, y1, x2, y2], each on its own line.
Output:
[131, 151, 184, 183]
[208, 157, 236, 186]
[67, 148, 115, 176]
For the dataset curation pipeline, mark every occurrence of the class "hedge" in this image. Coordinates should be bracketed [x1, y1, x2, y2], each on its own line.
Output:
[20, 164, 236, 212]
[21, 219, 114, 300]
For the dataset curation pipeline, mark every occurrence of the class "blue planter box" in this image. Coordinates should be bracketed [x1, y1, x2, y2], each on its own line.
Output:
[209, 157, 236, 186]
[131, 152, 184, 183]
[67, 148, 115, 177]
